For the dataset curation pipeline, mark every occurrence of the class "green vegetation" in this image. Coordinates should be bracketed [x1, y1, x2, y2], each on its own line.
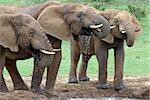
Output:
[0, 0, 19, 4]
[1, 0, 150, 79]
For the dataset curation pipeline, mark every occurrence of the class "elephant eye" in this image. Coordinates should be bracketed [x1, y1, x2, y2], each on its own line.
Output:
[77, 12, 85, 19]
[30, 30, 35, 37]
[135, 28, 140, 32]
[77, 13, 81, 18]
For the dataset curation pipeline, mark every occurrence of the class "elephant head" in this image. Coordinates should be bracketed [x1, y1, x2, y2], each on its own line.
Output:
[100, 10, 142, 47]
[0, 14, 55, 55]
[37, 3, 110, 41]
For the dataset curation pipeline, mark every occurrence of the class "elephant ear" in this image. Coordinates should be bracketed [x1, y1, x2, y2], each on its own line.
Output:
[0, 14, 19, 52]
[131, 14, 142, 35]
[101, 33, 114, 44]
[37, 5, 73, 41]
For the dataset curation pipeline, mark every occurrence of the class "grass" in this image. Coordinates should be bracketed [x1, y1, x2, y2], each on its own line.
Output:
[1, 0, 150, 79]
[0, 0, 20, 5]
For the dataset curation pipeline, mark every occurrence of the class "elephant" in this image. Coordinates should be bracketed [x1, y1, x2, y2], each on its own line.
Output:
[0, 2, 111, 93]
[0, 13, 56, 92]
[0, 1, 62, 93]
[69, 10, 142, 90]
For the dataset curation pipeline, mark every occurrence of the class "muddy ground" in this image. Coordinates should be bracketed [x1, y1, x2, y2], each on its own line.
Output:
[0, 76, 149, 100]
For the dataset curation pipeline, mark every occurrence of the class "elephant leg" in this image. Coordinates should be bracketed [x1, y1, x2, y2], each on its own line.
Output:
[95, 46, 110, 89]
[78, 54, 91, 81]
[30, 57, 46, 94]
[114, 43, 126, 90]
[0, 74, 8, 92]
[0, 49, 8, 92]
[45, 40, 62, 90]
[46, 50, 61, 90]
[5, 59, 28, 90]
[68, 39, 80, 83]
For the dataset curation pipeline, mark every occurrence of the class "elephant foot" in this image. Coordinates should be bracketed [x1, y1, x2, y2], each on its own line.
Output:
[14, 84, 28, 90]
[0, 86, 9, 92]
[114, 82, 127, 90]
[30, 87, 46, 95]
[79, 76, 90, 81]
[43, 89, 58, 98]
[0, 82, 9, 92]
[46, 92, 58, 98]
[30, 87, 56, 97]
[96, 83, 110, 89]
[68, 77, 78, 83]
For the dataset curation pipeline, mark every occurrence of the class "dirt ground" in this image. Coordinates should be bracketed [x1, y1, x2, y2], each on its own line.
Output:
[0, 76, 149, 100]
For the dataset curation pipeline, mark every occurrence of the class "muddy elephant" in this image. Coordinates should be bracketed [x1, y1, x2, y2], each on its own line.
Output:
[1, 2, 111, 93]
[69, 10, 142, 90]
[0, 13, 56, 92]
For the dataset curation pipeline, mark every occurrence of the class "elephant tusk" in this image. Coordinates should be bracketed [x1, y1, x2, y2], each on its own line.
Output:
[121, 30, 126, 34]
[110, 25, 116, 29]
[40, 50, 56, 55]
[53, 49, 61, 52]
[89, 24, 103, 29]
[96, 28, 101, 32]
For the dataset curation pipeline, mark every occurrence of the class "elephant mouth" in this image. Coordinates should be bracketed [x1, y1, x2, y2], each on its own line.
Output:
[89, 24, 106, 38]
[80, 24, 103, 37]
[28, 43, 59, 55]
[80, 27, 92, 36]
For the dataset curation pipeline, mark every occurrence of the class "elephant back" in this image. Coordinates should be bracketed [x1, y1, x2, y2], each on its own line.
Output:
[0, 5, 17, 14]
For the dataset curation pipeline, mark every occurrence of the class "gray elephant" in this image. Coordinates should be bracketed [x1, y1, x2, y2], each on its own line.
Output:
[1, 2, 111, 93]
[69, 10, 142, 90]
[0, 13, 56, 92]
[0, 1, 61, 93]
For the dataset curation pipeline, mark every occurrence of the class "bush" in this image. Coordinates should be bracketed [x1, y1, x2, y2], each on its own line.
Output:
[20, 0, 48, 5]
[86, 0, 111, 2]
[128, 4, 146, 19]
[103, 0, 111, 3]
[92, 2, 106, 11]
[30, 0, 48, 4]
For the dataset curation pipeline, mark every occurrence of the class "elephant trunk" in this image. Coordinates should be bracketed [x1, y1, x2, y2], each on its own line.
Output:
[126, 32, 136, 47]
[40, 31, 55, 54]
[43, 32, 53, 51]
[92, 15, 110, 39]
[40, 31, 61, 55]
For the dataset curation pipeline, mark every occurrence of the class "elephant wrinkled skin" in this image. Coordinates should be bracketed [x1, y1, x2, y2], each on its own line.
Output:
[0, 1, 61, 93]
[1, 1, 111, 93]
[69, 10, 142, 90]
[0, 14, 54, 92]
